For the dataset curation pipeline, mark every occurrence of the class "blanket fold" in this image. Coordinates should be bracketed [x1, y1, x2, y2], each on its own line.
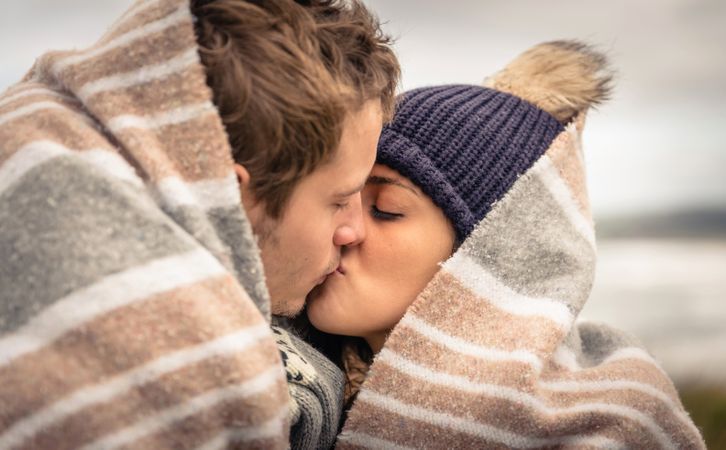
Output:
[0, 0, 289, 448]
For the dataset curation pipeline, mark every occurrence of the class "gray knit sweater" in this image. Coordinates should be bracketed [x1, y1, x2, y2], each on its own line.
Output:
[272, 324, 345, 450]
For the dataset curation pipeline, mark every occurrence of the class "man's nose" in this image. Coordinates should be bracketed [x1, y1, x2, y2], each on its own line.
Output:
[333, 193, 366, 247]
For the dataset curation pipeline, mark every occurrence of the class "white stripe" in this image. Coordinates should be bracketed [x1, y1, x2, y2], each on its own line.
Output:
[155, 173, 241, 212]
[0, 87, 73, 109]
[0, 248, 227, 367]
[0, 101, 93, 128]
[375, 349, 675, 449]
[78, 149, 145, 187]
[443, 252, 574, 329]
[553, 338, 670, 379]
[530, 155, 596, 251]
[0, 324, 272, 449]
[77, 47, 198, 102]
[78, 366, 284, 450]
[399, 314, 543, 372]
[53, 6, 188, 74]
[0, 101, 61, 125]
[338, 431, 418, 450]
[540, 378, 702, 439]
[107, 101, 215, 132]
[552, 344, 581, 371]
[557, 435, 625, 449]
[193, 408, 288, 450]
[0, 140, 142, 196]
[603, 347, 671, 379]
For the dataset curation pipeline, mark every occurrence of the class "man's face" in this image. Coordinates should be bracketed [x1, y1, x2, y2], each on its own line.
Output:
[242, 100, 383, 316]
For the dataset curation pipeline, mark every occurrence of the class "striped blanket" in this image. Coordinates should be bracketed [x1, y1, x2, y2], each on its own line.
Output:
[338, 114, 706, 449]
[0, 0, 290, 448]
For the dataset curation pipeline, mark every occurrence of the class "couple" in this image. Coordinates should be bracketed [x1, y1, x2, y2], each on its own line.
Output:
[0, 1, 703, 450]
[286, 44, 706, 449]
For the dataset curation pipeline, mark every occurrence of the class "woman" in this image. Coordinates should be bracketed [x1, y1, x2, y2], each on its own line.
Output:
[304, 41, 705, 448]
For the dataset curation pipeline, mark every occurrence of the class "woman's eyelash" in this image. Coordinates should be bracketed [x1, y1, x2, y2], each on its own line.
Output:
[334, 201, 350, 210]
[371, 205, 403, 221]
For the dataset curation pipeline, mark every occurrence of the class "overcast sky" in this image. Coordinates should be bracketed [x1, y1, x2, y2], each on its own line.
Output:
[2, 0, 725, 218]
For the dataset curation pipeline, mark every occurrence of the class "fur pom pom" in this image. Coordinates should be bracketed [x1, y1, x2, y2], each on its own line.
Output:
[484, 40, 614, 124]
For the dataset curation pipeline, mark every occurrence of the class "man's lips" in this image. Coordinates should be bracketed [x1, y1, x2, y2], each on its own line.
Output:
[315, 263, 344, 286]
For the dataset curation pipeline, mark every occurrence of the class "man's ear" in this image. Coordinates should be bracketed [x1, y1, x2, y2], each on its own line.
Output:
[233, 163, 251, 189]
[234, 163, 260, 214]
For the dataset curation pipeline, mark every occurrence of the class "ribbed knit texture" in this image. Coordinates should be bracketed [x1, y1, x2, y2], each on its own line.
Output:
[378, 85, 563, 242]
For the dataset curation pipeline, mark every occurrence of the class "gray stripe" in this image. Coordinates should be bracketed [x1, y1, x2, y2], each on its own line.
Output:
[0, 156, 195, 334]
[162, 204, 270, 320]
[459, 167, 596, 315]
[575, 321, 643, 368]
[208, 207, 270, 320]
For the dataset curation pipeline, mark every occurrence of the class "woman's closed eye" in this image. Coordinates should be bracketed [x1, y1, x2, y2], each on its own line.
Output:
[371, 205, 403, 221]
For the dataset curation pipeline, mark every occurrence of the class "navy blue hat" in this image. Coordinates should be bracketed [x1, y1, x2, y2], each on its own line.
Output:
[377, 84, 563, 243]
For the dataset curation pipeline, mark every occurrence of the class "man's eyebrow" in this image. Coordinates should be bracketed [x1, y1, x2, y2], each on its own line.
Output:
[334, 180, 367, 198]
[366, 175, 420, 197]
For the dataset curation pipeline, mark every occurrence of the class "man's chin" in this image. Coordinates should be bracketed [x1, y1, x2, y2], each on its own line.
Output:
[271, 296, 306, 318]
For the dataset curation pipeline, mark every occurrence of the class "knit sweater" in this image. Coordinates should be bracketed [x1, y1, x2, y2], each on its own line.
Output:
[338, 114, 706, 449]
[0, 0, 292, 448]
[272, 324, 345, 450]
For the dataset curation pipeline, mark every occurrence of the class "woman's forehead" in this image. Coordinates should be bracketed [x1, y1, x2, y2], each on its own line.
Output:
[368, 164, 420, 193]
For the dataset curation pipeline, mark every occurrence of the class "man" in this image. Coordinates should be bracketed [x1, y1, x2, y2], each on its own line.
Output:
[0, 0, 398, 448]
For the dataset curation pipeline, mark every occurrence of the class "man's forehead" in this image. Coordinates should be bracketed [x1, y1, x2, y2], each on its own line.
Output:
[334, 180, 367, 198]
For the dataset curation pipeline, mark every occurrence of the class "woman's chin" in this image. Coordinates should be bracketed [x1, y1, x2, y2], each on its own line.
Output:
[307, 284, 349, 334]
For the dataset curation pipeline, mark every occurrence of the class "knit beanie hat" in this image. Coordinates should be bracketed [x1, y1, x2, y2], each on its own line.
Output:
[377, 40, 612, 243]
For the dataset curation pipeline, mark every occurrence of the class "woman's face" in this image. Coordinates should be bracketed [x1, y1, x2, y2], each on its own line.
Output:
[306, 164, 456, 347]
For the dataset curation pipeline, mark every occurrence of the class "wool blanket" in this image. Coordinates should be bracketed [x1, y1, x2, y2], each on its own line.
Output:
[338, 115, 705, 449]
[0, 0, 294, 448]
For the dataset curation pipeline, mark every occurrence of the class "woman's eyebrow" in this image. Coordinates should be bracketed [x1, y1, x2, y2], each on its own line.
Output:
[366, 175, 420, 197]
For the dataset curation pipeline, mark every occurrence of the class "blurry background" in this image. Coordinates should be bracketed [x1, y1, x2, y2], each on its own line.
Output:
[2, 0, 725, 445]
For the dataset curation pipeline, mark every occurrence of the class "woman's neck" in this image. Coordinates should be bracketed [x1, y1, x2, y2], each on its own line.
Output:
[364, 332, 388, 354]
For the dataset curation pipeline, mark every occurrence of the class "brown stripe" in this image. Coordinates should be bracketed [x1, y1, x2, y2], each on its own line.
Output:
[544, 126, 592, 221]
[382, 324, 537, 390]
[99, 0, 182, 47]
[340, 399, 510, 450]
[537, 387, 702, 449]
[0, 88, 73, 114]
[0, 104, 110, 165]
[112, 113, 232, 182]
[403, 271, 565, 355]
[0, 275, 269, 429]
[60, 22, 192, 90]
[27, 352, 286, 450]
[543, 357, 682, 401]
[87, 69, 209, 121]
[352, 362, 665, 449]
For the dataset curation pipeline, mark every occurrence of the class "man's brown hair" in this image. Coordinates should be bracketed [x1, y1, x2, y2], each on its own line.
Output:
[192, 0, 400, 218]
